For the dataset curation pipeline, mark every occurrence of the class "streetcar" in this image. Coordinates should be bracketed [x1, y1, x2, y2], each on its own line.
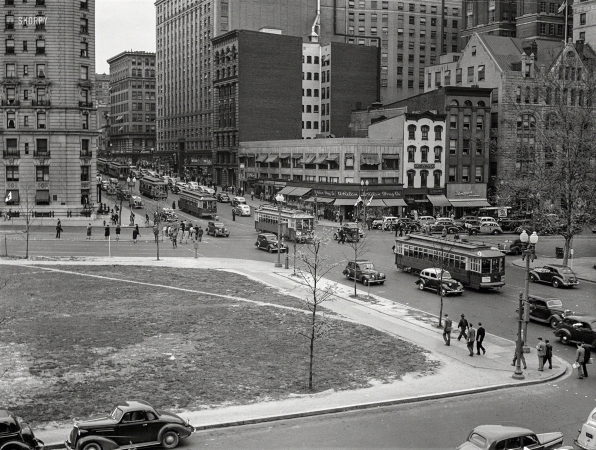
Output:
[394, 233, 505, 290]
[254, 205, 315, 242]
[97, 158, 108, 175]
[139, 176, 168, 201]
[106, 161, 131, 181]
[178, 189, 217, 218]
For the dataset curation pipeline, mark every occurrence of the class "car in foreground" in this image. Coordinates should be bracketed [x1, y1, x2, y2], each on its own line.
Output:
[529, 264, 579, 288]
[343, 260, 386, 285]
[231, 196, 247, 207]
[517, 295, 573, 328]
[457, 424, 566, 450]
[65, 400, 194, 450]
[233, 204, 251, 216]
[576, 406, 596, 450]
[554, 315, 596, 347]
[216, 192, 230, 203]
[415, 268, 464, 296]
[255, 233, 287, 253]
[0, 410, 44, 450]
[207, 221, 229, 237]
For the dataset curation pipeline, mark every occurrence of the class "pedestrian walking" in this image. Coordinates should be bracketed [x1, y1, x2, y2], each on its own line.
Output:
[338, 228, 345, 244]
[443, 313, 452, 346]
[467, 323, 476, 357]
[544, 339, 553, 369]
[145, 213, 150, 226]
[581, 342, 591, 378]
[115, 224, 121, 241]
[512, 336, 527, 369]
[251, 189, 254, 201]
[339, 214, 343, 225]
[132, 224, 140, 243]
[457, 314, 468, 341]
[56, 219, 62, 238]
[536, 337, 546, 371]
[476, 322, 486, 355]
[171, 228, 177, 248]
[193, 234, 199, 258]
[130, 212, 135, 227]
[576, 342, 586, 379]
[104, 224, 110, 240]
[198, 226, 203, 242]
[232, 208, 236, 221]
[86, 223, 92, 240]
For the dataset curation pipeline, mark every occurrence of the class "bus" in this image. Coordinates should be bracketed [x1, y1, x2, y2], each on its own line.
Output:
[254, 205, 315, 242]
[394, 233, 505, 290]
[178, 189, 217, 218]
[139, 176, 168, 201]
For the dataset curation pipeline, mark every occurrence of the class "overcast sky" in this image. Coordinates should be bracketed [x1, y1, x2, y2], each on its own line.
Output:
[96, 0, 155, 74]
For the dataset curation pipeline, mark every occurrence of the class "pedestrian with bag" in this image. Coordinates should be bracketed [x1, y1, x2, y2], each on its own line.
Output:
[443, 313, 452, 346]
[132, 224, 141, 243]
[467, 323, 476, 357]
[457, 314, 468, 341]
[476, 322, 486, 355]
[576, 342, 586, 379]
[536, 337, 546, 371]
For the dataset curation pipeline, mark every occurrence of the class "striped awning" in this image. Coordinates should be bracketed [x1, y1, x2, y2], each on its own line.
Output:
[287, 187, 312, 197]
[277, 186, 296, 195]
[326, 154, 340, 163]
[265, 154, 279, 163]
[427, 194, 452, 207]
[300, 154, 316, 164]
[334, 198, 359, 206]
[382, 198, 408, 207]
[449, 199, 491, 207]
[313, 154, 328, 164]
[366, 199, 387, 207]
[256, 154, 268, 162]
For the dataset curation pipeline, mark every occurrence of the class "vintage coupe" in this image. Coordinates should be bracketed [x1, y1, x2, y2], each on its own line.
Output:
[415, 268, 464, 296]
[576, 406, 596, 450]
[529, 264, 579, 288]
[0, 410, 44, 450]
[517, 295, 573, 328]
[65, 401, 194, 450]
[457, 424, 568, 450]
[343, 260, 386, 285]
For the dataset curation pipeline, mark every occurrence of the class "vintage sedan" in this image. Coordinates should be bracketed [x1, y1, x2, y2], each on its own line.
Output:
[207, 221, 229, 237]
[65, 401, 194, 450]
[517, 295, 573, 328]
[498, 238, 523, 255]
[343, 260, 386, 285]
[423, 223, 465, 235]
[216, 192, 230, 203]
[415, 268, 464, 296]
[554, 315, 596, 347]
[255, 233, 287, 253]
[457, 424, 567, 450]
[576, 406, 596, 450]
[0, 410, 44, 450]
[529, 264, 579, 288]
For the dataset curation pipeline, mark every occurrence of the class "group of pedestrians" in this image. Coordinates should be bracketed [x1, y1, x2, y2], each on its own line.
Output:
[442, 313, 486, 357]
[163, 220, 203, 249]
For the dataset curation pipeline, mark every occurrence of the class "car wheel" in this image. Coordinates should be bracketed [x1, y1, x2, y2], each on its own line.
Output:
[529, 274, 539, 283]
[268, 246, 273, 253]
[560, 334, 570, 345]
[549, 317, 559, 329]
[82, 443, 102, 450]
[492, 229, 501, 235]
[552, 279, 560, 288]
[363, 278, 369, 286]
[345, 272, 351, 280]
[161, 431, 180, 449]
[418, 282, 425, 291]
[380, 281, 385, 285]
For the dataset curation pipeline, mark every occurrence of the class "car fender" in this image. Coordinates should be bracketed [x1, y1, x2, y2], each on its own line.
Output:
[158, 424, 193, 441]
[415, 279, 422, 285]
[528, 270, 540, 279]
[1, 440, 38, 450]
[553, 276, 565, 285]
[76, 435, 120, 450]
[554, 328, 570, 338]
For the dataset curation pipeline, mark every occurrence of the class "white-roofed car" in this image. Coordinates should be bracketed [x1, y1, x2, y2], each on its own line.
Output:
[416, 268, 464, 296]
[231, 196, 246, 207]
[233, 204, 251, 216]
[199, 185, 215, 195]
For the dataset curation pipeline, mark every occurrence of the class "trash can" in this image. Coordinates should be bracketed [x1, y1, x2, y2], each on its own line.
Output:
[555, 247, 564, 259]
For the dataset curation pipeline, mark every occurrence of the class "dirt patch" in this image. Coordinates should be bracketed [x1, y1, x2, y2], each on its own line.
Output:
[0, 265, 438, 426]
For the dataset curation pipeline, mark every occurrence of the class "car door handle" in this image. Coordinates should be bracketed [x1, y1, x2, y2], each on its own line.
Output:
[143, 424, 148, 427]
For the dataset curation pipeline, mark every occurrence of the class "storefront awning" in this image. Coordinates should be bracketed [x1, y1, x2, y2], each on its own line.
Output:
[265, 154, 279, 163]
[304, 197, 334, 204]
[449, 199, 491, 208]
[277, 186, 296, 195]
[382, 154, 400, 159]
[334, 198, 359, 206]
[279, 153, 291, 159]
[427, 194, 452, 207]
[313, 155, 328, 164]
[300, 154, 316, 164]
[326, 154, 340, 163]
[35, 190, 50, 202]
[383, 198, 408, 207]
[256, 154, 268, 162]
[360, 153, 381, 165]
[287, 187, 312, 197]
[367, 199, 387, 207]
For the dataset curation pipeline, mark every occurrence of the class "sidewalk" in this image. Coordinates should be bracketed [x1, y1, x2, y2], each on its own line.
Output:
[0, 256, 569, 448]
[511, 256, 596, 283]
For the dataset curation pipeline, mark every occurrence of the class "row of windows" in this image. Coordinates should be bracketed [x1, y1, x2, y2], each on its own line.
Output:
[5, 111, 89, 129]
[447, 165, 483, 183]
[406, 145, 443, 163]
[402, 244, 468, 269]
[407, 125, 443, 141]
[4, 189, 91, 206]
[348, 0, 459, 15]
[5, 165, 90, 182]
[4, 138, 90, 156]
[405, 169, 443, 188]
[429, 66, 485, 88]
[302, 70, 331, 82]
[514, 85, 591, 107]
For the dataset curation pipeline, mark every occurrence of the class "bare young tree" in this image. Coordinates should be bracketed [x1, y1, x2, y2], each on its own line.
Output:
[343, 226, 371, 298]
[10, 181, 38, 259]
[295, 231, 339, 390]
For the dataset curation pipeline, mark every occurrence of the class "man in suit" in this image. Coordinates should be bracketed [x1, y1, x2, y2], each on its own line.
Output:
[457, 314, 468, 341]
[443, 314, 453, 346]
[536, 337, 546, 371]
[476, 322, 486, 355]
[544, 339, 553, 369]
[467, 323, 476, 357]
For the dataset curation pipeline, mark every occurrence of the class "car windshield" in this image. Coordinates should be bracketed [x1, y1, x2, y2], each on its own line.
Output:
[266, 236, 277, 242]
[441, 271, 453, 279]
[214, 223, 224, 227]
[556, 267, 574, 274]
[110, 407, 124, 421]
[546, 300, 563, 308]
[359, 263, 374, 270]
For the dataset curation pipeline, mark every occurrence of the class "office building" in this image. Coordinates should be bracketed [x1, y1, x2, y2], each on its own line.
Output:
[1, 0, 97, 213]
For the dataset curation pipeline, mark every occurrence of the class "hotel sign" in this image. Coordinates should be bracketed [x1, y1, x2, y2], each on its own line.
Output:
[413, 164, 435, 169]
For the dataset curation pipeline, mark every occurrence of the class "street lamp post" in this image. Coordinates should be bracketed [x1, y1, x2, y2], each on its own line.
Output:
[520, 230, 538, 352]
[275, 193, 285, 268]
[513, 291, 525, 379]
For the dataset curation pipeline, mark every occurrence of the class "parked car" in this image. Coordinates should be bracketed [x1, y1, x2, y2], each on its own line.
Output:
[65, 400, 194, 450]
[517, 295, 574, 328]
[415, 268, 464, 296]
[207, 221, 229, 237]
[187, 181, 199, 191]
[216, 192, 230, 203]
[423, 223, 465, 235]
[575, 407, 596, 450]
[529, 264, 579, 288]
[231, 196, 247, 207]
[498, 238, 523, 255]
[554, 315, 596, 347]
[0, 410, 44, 450]
[478, 216, 499, 225]
[457, 424, 565, 450]
[160, 208, 178, 222]
[454, 215, 479, 227]
[396, 218, 421, 232]
[233, 204, 251, 216]
[342, 260, 386, 285]
[435, 217, 456, 226]
[381, 216, 399, 230]
[333, 222, 363, 242]
[255, 233, 287, 253]
[175, 181, 188, 192]
[371, 218, 385, 229]
[470, 221, 504, 235]
[417, 216, 436, 227]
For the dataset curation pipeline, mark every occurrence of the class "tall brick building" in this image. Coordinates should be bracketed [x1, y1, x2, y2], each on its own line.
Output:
[1, 0, 97, 213]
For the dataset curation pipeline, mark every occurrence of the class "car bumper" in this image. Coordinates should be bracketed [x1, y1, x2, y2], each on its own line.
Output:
[365, 277, 386, 284]
[445, 288, 465, 295]
[562, 280, 580, 287]
[215, 232, 229, 237]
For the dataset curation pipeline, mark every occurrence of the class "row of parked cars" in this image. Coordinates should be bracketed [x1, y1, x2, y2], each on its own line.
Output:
[371, 215, 507, 235]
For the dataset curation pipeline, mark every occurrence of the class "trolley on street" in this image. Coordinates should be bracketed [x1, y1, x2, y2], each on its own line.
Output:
[178, 189, 217, 218]
[394, 233, 505, 290]
[254, 205, 315, 242]
[139, 176, 168, 201]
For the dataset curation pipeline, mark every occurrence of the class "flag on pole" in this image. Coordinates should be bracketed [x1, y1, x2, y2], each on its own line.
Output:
[557, 1, 566, 13]
[354, 195, 362, 207]
[366, 194, 374, 206]
[5, 191, 12, 203]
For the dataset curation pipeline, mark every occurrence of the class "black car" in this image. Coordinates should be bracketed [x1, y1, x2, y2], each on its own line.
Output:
[343, 260, 386, 285]
[529, 264, 580, 288]
[517, 295, 573, 328]
[423, 224, 465, 235]
[415, 268, 464, 296]
[216, 192, 230, 203]
[0, 410, 44, 450]
[554, 315, 596, 347]
[255, 233, 287, 253]
[207, 221, 229, 237]
[65, 400, 194, 450]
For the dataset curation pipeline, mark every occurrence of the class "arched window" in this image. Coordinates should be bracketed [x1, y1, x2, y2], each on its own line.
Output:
[434, 146, 442, 162]
[525, 86, 531, 103]
[433, 170, 442, 187]
[464, 100, 473, 107]
[434, 125, 443, 140]
[407, 169, 415, 187]
[421, 125, 429, 140]
[449, 99, 459, 107]
[408, 124, 416, 140]
[420, 170, 429, 187]
[477, 101, 486, 107]
[421, 146, 429, 162]
[407, 145, 416, 162]
[515, 86, 521, 103]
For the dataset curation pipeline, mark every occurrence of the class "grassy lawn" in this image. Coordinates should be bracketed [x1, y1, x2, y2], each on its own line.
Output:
[0, 265, 438, 426]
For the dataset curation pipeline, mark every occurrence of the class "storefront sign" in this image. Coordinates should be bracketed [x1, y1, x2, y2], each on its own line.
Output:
[413, 164, 435, 169]
[312, 188, 403, 199]
[428, 188, 445, 195]
[446, 183, 487, 199]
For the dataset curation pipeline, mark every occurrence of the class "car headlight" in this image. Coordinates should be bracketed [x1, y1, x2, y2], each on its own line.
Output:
[380, 273, 385, 278]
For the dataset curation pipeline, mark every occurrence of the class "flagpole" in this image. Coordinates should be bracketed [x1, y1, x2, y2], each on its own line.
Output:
[564, 2, 567, 44]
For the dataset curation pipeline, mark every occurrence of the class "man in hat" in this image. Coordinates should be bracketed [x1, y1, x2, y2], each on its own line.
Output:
[457, 314, 468, 341]
[536, 337, 546, 371]
[443, 314, 452, 346]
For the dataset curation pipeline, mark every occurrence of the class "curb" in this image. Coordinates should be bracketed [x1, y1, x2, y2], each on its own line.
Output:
[41, 365, 568, 449]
